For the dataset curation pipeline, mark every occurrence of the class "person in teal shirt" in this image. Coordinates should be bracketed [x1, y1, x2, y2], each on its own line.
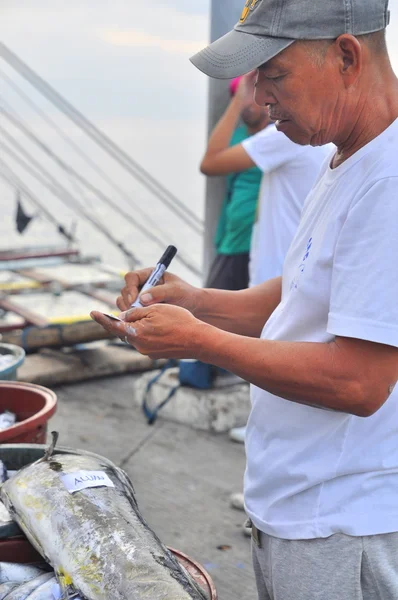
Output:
[201, 76, 270, 290]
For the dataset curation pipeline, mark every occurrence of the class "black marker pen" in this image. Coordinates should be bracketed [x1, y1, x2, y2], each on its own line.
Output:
[103, 246, 177, 320]
[131, 245, 177, 308]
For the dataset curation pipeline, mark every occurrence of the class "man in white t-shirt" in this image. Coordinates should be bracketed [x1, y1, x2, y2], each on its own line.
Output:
[201, 73, 330, 288]
[202, 74, 330, 445]
[92, 0, 398, 598]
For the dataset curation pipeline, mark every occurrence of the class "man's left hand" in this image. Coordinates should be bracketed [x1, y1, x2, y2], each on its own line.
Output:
[235, 70, 258, 105]
[90, 304, 205, 360]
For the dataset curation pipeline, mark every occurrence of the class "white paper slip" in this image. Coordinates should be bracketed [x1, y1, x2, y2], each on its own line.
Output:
[102, 312, 122, 321]
[60, 470, 115, 494]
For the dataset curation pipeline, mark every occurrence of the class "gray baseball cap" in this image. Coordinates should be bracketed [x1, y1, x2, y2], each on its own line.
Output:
[190, 0, 390, 79]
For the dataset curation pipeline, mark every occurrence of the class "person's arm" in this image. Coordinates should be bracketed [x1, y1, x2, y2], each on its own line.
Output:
[91, 177, 398, 419]
[194, 328, 398, 417]
[200, 75, 256, 176]
[92, 303, 398, 418]
[195, 277, 282, 337]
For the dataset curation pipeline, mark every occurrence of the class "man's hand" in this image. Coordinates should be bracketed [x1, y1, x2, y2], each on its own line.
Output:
[90, 304, 207, 360]
[116, 268, 203, 315]
[235, 71, 258, 106]
[199, 72, 258, 177]
[117, 271, 282, 338]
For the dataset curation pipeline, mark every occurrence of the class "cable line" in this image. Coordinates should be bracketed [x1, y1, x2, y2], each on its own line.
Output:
[0, 104, 202, 276]
[0, 42, 204, 235]
[0, 144, 140, 267]
[0, 161, 75, 242]
[0, 67, 198, 252]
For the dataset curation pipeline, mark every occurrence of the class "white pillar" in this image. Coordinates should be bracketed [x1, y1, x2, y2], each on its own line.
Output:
[203, 0, 244, 282]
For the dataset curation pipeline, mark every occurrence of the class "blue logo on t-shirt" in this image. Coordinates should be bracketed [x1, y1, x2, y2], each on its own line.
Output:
[302, 237, 312, 261]
[290, 237, 313, 291]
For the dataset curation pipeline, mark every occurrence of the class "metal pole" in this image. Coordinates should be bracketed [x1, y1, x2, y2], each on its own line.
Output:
[202, 0, 244, 282]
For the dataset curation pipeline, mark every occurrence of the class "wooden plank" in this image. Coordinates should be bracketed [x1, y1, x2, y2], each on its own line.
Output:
[26, 263, 121, 287]
[0, 296, 48, 327]
[5, 290, 113, 324]
[0, 318, 26, 333]
[18, 345, 166, 387]
[17, 268, 53, 284]
[1, 320, 115, 350]
[13, 274, 119, 306]
[80, 288, 118, 306]
[0, 271, 41, 292]
[0, 247, 79, 261]
[0, 257, 70, 272]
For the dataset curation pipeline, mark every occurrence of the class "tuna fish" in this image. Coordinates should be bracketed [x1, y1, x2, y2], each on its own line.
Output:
[0, 500, 21, 539]
[4, 572, 54, 599]
[0, 582, 19, 599]
[0, 563, 46, 585]
[0, 501, 12, 524]
[0, 441, 207, 600]
[0, 461, 7, 484]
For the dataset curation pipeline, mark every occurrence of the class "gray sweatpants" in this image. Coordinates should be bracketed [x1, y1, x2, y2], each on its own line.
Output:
[252, 529, 398, 599]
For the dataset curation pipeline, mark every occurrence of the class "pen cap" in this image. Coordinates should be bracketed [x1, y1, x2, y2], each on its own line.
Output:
[158, 245, 177, 268]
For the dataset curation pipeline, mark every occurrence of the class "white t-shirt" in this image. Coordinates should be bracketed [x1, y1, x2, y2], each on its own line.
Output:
[245, 118, 398, 540]
[242, 126, 331, 286]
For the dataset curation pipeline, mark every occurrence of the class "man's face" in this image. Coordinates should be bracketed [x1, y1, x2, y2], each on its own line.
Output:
[255, 41, 344, 146]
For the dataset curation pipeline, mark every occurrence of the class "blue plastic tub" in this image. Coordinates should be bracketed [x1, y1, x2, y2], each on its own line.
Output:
[0, 343, 25, 380]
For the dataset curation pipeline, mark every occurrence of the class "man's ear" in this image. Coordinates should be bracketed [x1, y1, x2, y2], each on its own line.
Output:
[335, 34, 362, 86]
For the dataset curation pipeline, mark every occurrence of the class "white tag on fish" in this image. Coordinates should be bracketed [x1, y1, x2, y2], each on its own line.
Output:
[60, 470, 115, 494]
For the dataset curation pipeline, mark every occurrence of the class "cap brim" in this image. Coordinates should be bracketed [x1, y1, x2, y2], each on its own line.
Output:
[190, 29, 294, 79]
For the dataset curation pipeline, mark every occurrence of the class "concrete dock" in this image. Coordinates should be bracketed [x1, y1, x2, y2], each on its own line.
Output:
[49, 373, 257, 600]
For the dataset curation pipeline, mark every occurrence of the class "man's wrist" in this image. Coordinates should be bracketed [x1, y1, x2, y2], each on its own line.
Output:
[191, 320, 219, 363]
[228, 95, 244, 116]
[191, 287, 207, 319]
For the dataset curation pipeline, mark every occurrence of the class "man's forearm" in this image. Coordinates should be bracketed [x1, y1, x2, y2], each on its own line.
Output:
[201, 97, 242, 165]
[194, 327, 384, 417]
[194, 277, 282, 337]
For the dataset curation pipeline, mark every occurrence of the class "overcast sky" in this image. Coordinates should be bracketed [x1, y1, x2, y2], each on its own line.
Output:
[1, 1, 397, 276]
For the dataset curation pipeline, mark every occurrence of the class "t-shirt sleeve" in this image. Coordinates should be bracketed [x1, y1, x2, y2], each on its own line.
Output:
[241, 125, 305, 173]
[328, 177, 398, 347]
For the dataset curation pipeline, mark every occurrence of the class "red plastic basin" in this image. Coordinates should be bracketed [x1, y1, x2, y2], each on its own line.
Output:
[0, 382, 57, 444]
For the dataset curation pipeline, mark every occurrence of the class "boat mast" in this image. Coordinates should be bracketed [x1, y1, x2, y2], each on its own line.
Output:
[203, 0, 244, 281]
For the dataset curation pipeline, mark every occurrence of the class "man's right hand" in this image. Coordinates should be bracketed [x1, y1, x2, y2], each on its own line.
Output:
[118, 271, 282, 338]
[235, 70, 258, 106]
[116, 268, 202, 315]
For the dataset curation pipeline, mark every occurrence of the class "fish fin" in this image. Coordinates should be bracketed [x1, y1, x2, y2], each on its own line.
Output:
[56, 570, 80, 600]
[40, 431, 59, 462]
[110, 465, 139, 511]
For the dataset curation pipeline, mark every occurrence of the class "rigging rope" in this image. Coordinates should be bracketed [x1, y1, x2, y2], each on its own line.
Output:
[0, 42, 204, 236]
[0, 68, 201, 255]
[0, 161, 75, 242]
[0, 144, 140, 267]
[0, 102, 202, 276]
